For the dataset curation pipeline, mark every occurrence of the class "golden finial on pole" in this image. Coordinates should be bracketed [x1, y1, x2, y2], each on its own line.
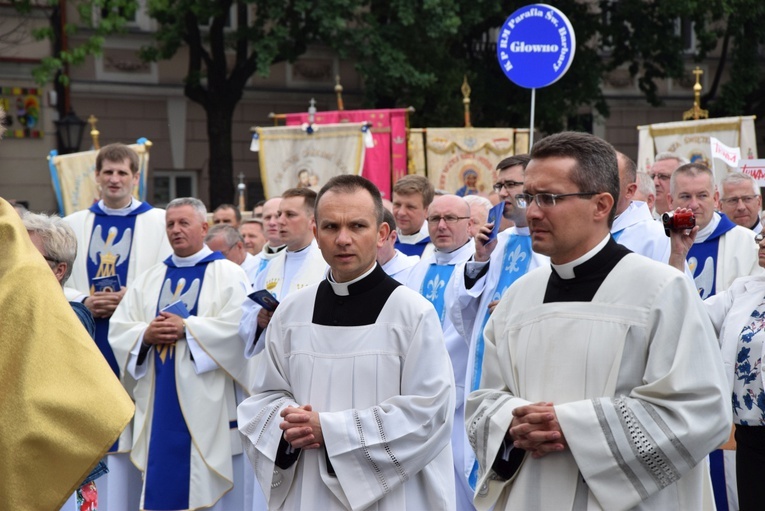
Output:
[335, 75, 345, 111]
[461, 76, 472, 128]
[682, 66, 709, 121]
[88, 114, 101, 150]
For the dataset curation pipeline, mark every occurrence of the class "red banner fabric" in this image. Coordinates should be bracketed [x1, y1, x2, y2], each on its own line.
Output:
[285, 109, 409, 198]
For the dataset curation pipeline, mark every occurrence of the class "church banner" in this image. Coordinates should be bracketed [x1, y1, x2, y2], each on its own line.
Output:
[285, 108, 408, 198]
[48, 139, 151, 216]
[253, 123, 366, 198]
[424, 128, 528, 196]
[637, 116, 757, 185]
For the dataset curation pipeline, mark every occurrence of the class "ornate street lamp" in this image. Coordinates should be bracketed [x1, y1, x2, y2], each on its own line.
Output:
[54, 111, 87, 154]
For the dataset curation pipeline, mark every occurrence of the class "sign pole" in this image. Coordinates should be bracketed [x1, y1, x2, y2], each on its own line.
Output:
[496, 3, 576, 151]
[529, 88, 536, 148]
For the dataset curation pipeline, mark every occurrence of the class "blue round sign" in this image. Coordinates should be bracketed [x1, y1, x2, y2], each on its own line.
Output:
[496, 4, 576, 89]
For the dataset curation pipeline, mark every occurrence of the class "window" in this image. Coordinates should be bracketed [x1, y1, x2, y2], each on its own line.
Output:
[93, 0, 154, 32]
[675, 18, 696, 54]
[153, 171, 198, 208]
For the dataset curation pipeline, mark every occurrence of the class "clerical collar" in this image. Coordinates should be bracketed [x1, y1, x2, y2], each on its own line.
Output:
[397, 222, 429, 243]
[287, 241, 313, 254]
[98, 198, 141, 216]
[751, 217, 761, 232]
[326, 263, 378, 296]
[694, 212, 721, 243]
[435, 239, 472, 256]
[171, 245, 213, 267]
[265, 242, 286, 254]
[551, 235, 610, 279]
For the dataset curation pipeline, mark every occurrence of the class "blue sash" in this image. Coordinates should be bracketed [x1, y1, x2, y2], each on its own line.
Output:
[144, 252, 224, 511]
[257, 256, 269, 274]
[469, 234, 532, 489]
[87, 202, 153, 377]
[687, 214, 736, 300]
[420, 263, 456, 324]
[395, 236, 431, 257]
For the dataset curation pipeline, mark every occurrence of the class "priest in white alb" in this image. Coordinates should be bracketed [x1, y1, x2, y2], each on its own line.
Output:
[109, 197, 253, 510]
[238, 175, 456, 511]
[467, 132, 731, 511]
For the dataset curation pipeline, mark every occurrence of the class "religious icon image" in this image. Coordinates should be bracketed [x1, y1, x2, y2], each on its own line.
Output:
[455, 167, 481, 197]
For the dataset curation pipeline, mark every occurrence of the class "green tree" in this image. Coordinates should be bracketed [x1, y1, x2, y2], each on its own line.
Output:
[21, 0, 350, 206]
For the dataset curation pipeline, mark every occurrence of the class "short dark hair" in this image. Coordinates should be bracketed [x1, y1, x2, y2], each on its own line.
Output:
[530, 132, 620, 226]
[96, 143, 140, 174]
[382, 208, 397, 232]
[393, 175, 435, 207]
[496, 154, 531, 172]
[316, 175, 384, 225]
[617, 152, 637, 183]
[282, 187, 317, 213]
[214, 203, 242, 222]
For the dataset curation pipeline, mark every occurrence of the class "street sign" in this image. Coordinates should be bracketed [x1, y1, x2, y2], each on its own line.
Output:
[497, 4, 576, 89]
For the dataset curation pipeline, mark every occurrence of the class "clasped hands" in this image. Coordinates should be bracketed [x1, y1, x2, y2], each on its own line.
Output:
[280, 404, 323, 450]
[143, 312, 185, 345]
[508, 402, 567, 459]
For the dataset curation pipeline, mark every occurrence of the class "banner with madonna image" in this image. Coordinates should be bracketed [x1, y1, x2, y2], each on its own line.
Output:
[637, 116, 757, 186]
[252, 123, 367, 198]
[424, 128, 528, 197]
[48, 139, 152, 216]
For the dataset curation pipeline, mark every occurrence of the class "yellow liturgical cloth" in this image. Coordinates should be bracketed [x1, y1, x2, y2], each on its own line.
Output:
[0, 197, 134, 510]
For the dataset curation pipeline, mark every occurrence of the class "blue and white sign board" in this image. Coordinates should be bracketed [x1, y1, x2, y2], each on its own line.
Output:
[497, 4, 576, 89]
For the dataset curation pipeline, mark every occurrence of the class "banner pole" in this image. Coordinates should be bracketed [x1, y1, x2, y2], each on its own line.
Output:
[529, 88, 536, 148]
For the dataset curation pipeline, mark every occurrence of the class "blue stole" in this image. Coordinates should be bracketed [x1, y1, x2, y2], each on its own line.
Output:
[687, 214, 736, 300]
[395, 236, 431, 257]
[144, 252, 224, 511]
[468, 234, 532, 489]
[87, 201, 153, 377]
[420, 262, 456, 323]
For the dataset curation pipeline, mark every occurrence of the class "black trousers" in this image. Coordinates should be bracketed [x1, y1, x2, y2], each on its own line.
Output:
[735, 424, 765, 511]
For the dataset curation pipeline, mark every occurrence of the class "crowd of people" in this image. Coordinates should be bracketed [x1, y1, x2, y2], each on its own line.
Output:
[3, 129, 764, 511]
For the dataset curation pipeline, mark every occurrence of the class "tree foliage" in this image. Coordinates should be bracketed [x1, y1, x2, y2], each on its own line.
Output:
[16, 0, 765, 201]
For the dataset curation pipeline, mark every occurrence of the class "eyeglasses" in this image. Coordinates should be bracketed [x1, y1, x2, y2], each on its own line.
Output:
[492, 180, 524, 193]
[720, 195, 759, 206]
[426, 215, 470, 224]
[755, 233, 764, 243]
[514, 192, 599, 208]
[649, 173, 672, 181]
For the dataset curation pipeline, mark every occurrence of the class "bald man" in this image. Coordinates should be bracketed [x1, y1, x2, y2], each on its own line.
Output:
[406, 194, 475, 510]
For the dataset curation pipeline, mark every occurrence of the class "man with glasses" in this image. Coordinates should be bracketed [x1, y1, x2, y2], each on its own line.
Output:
[668, 163, 762, 300]
[467, 132, 730, 511]
[718, 172, 763, 234]
[649, 152, 687, 217]
[447, 155, 547, 495]
[205, 224, 258, 284]
[406, 194, 475, 510]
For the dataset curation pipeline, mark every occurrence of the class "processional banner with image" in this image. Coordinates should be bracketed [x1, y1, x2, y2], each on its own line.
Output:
[253, 123, 366, 198]
[420, 128, 529, 196]
[48, 139, 151, 216]
[637, 116, 758, 185]
[284, 109, 408, 198]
